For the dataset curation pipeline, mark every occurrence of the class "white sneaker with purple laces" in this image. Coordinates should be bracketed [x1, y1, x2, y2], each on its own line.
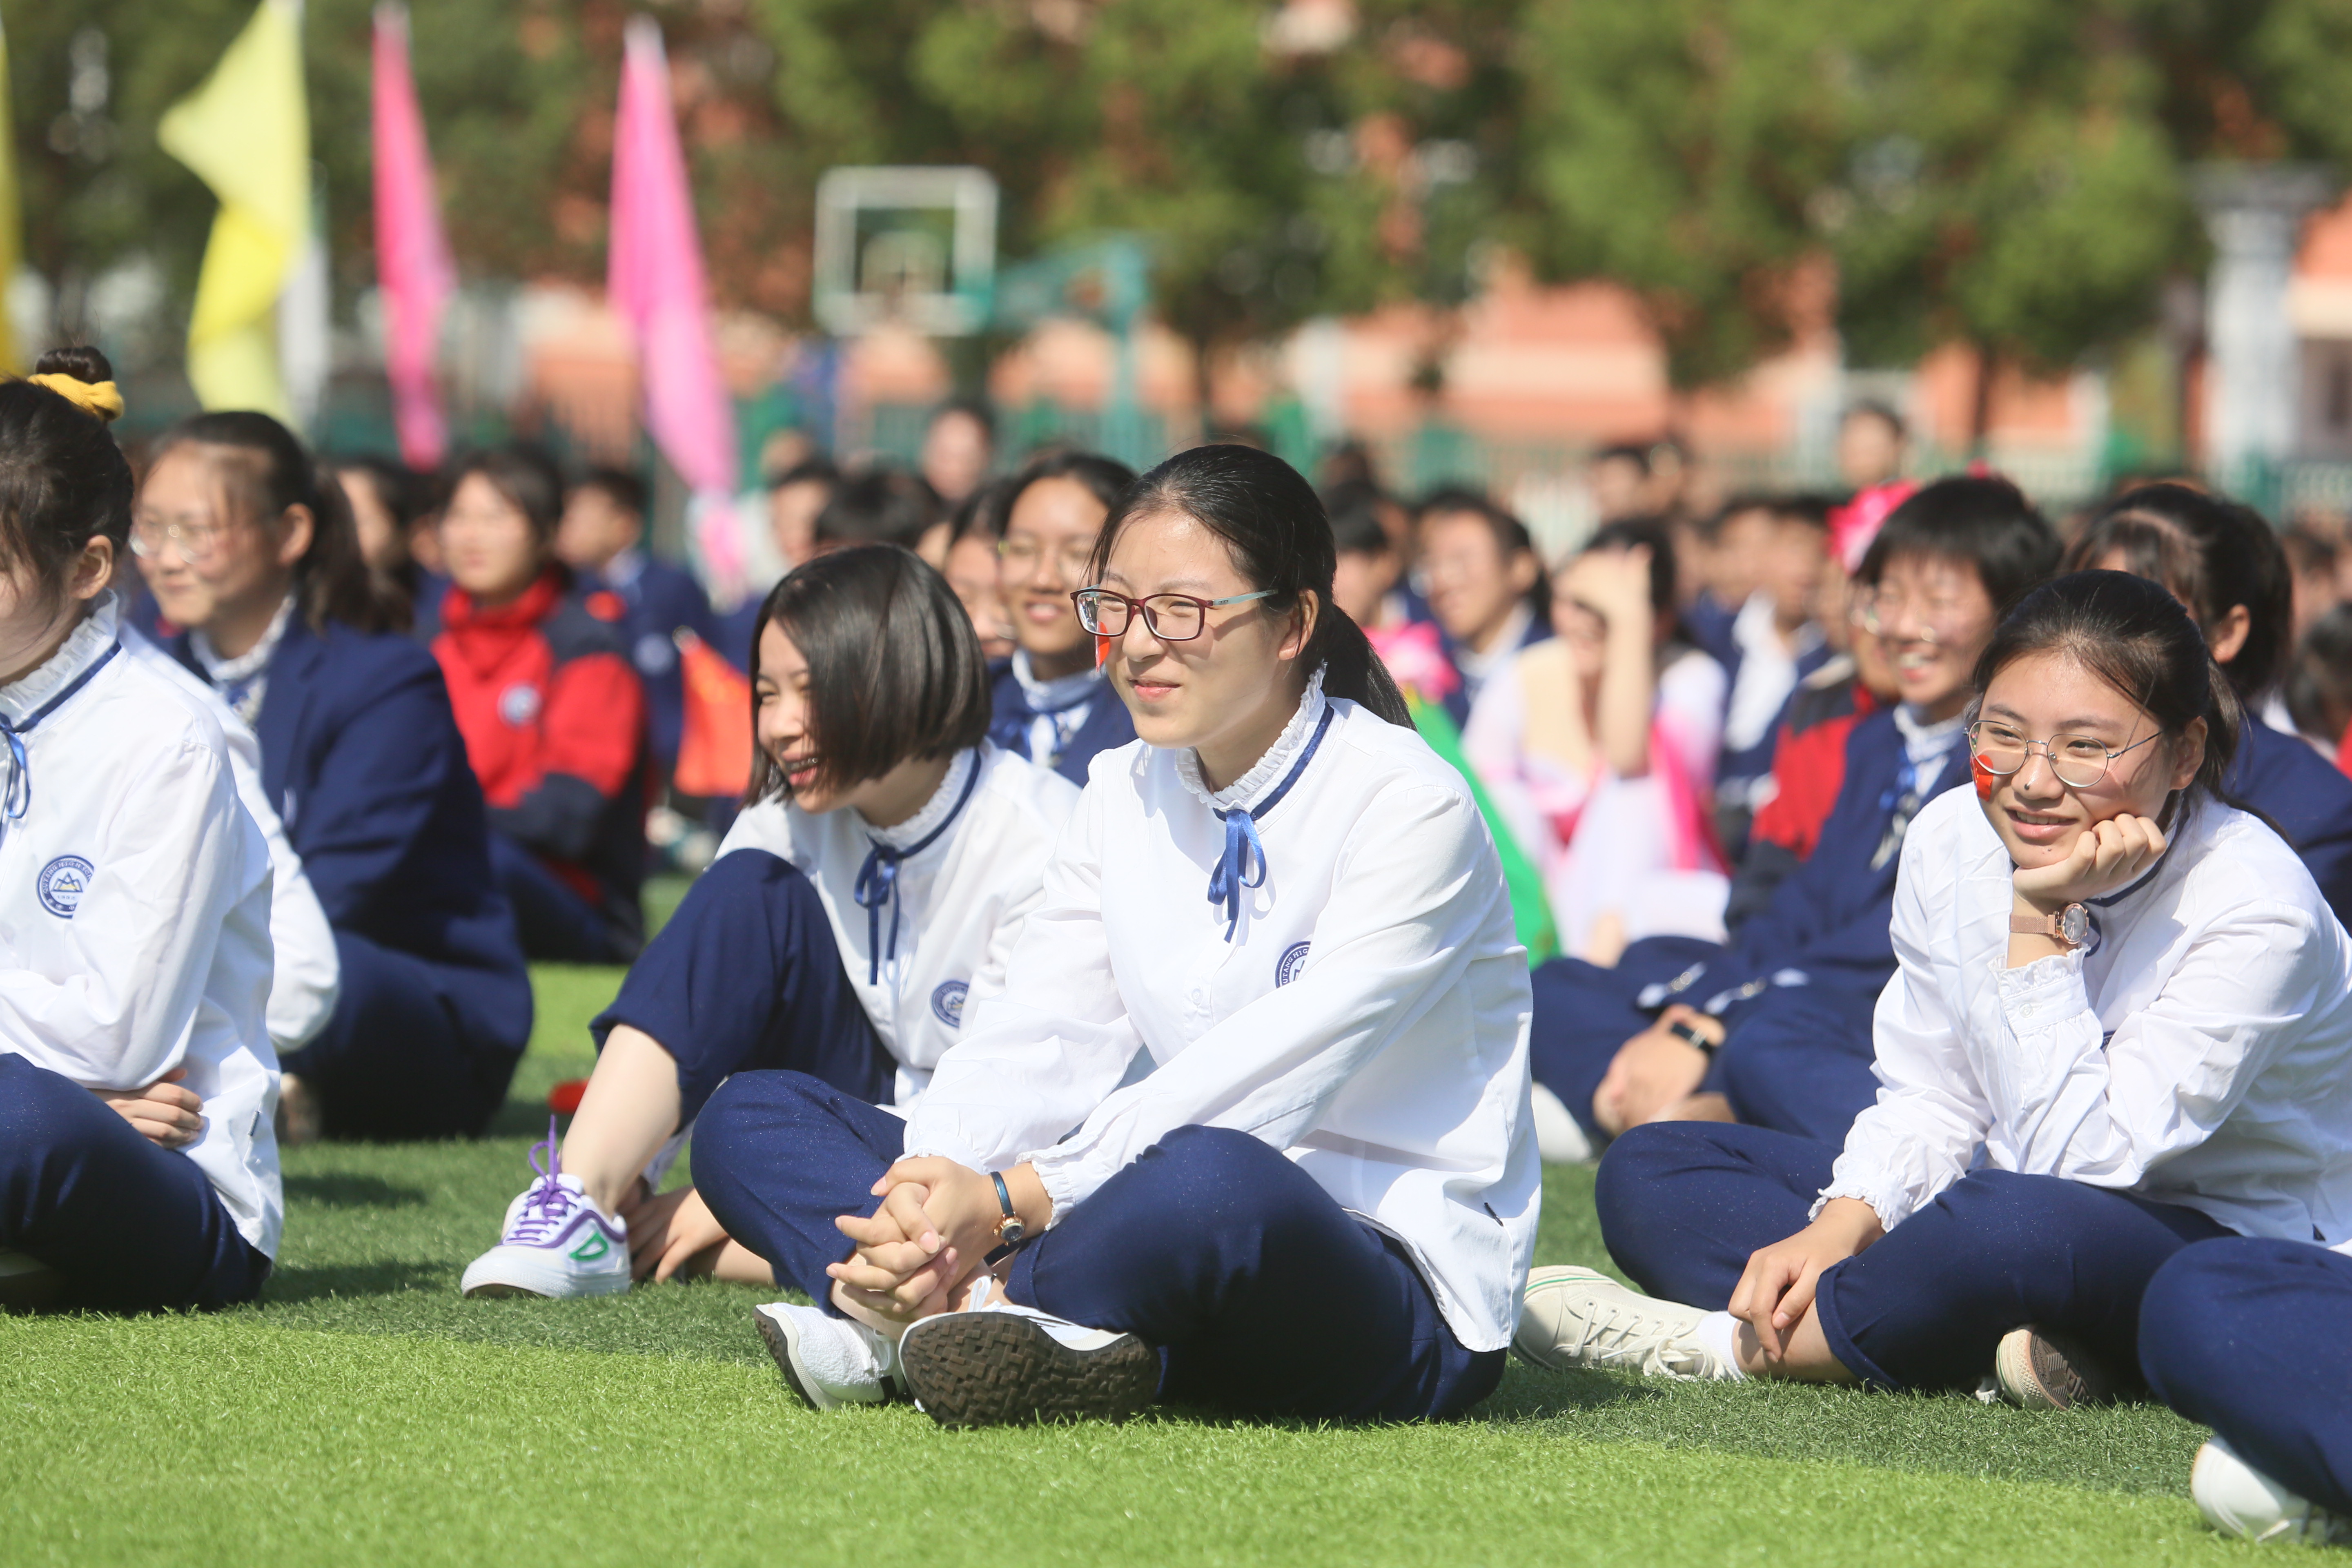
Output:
[461, 1119, 630, 1299]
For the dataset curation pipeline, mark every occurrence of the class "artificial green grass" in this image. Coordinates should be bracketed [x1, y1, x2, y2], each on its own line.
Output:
[0, 960, 2247, 1566]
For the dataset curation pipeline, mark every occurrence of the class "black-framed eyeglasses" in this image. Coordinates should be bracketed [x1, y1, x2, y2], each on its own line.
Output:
[1967, 720, 2162, 790]
[1071, 586, 1274, 641]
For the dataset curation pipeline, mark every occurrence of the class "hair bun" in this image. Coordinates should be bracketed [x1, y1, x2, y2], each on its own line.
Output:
[32, 346, 115, 387]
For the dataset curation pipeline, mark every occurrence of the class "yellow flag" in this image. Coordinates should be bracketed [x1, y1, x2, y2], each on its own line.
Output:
[0, 16, 21, 374]
[159, 0, 307, 420]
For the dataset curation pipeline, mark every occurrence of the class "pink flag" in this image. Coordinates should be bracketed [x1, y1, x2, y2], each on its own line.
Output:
[371, 3, 454, 470]
[610, 17, 746, 597]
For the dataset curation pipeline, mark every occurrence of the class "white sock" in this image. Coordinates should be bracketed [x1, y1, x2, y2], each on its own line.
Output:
[1694, 1311, 1748, 1380]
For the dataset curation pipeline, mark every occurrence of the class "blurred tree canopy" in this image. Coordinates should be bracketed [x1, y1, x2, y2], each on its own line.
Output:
[13, 0, 2352, 402]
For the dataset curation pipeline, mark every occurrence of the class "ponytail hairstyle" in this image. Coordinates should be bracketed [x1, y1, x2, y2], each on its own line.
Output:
[149, 410, 405, 635]
[1089, 443, 1412, 726]
[0, 347, 134, 607]
[745, 544, 991, 804]
[1972, 570, 2242, 817]
[2062, 483, 2292, 699]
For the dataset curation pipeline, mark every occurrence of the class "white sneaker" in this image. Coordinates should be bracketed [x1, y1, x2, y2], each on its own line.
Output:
[1529, 1082, 1595, 1164]
[1993, 1325, 2117, 1410]
[2193, 1438, 2352, 1546]
[753, 1301, 903, 1409]
[1515, 1264, 1723, 1379]
[897, 1287, 1159, 1428]
[460, 1119, 630, 1299]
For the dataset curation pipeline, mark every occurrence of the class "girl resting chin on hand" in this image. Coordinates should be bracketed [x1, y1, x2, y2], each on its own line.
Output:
[1518, 569, 2352, 1410]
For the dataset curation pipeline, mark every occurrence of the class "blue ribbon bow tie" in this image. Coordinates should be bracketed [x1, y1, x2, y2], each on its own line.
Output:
[0, 641, 120, 843]
[851, 753, 983, 985]
[1206, 703, 1334, 941]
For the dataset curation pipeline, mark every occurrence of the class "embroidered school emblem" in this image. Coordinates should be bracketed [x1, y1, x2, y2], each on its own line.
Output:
[497, 683, 542, 727]
[36, 855, 93, 918]
[931, 980, 969, 1028]
[1276, 941, 1311, 987]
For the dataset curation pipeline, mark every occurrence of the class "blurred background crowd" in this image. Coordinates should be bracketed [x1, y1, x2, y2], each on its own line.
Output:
[22, 0, 2352, 964]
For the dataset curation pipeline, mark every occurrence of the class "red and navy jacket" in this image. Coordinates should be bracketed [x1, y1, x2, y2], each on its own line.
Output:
[428, 570, 649, 942]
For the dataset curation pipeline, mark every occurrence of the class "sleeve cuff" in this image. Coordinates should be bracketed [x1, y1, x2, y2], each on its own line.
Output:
[1811, 1178, 1909, 1234]
[1993, 949, 2091, 1030]
[1023, 1148, 1098, 1230]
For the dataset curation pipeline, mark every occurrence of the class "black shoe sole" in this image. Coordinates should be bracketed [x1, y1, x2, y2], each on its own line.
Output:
[899, 1311, 1158, 1428]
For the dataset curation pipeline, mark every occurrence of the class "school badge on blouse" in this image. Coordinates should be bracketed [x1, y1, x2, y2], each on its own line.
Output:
[931, 980, 969, 1028]
[1276, 942, 1312, 987]
[36, 855, 93, 918]
[497, 684, 542, 727]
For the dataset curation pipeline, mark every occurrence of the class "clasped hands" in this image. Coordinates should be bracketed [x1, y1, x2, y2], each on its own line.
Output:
[829, 1156, 1045, 1324]
[92, 1067, 205, 1149]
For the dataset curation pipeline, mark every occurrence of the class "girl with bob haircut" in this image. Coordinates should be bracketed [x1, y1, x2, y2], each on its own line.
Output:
[140, 411, 530, 1145]
[0, 350, 278, 1313]
[1519, 570, 2352, 1411]
[464, 544, 1078, 1298]
[699, 444, 1536, 1429]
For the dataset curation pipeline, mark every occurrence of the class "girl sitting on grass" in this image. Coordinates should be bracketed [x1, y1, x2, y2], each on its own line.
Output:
[463, 545, 1078, 1299]
[698, 445, 1537, 1429]
[0, 349, 277, 1313]
[1517, 571, 2352, 1410]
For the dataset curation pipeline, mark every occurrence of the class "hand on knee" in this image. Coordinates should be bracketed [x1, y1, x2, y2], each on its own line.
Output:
[1726, 1200, 1880, 1383]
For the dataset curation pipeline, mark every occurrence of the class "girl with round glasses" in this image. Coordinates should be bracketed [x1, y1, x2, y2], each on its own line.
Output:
[1521, 570, 2352, 1412]
[697, 444, 1537, 1427]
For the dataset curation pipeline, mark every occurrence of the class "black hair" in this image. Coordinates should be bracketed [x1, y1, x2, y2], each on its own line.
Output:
[1089, 444, 1412, 726]
[1855, 474, 2060, 617]
[1842, 399, 1908, 441]
[1582, 516, 1679, 619]
[151, 408, 405, 634]
[813, 467, 942, 551]
[575, 465, 648, 520]
[928, 398, 996, 445]
[2063, 483, 2293, 699]
[949, 475, 1017, 545]
[1706, 492, 1780, 538]
[0, 347, 134, 605]
[746, 544, 991, 803]
[2289, 604, 2352, 746]
[447, 444, 566, 543]
[1973, 569, 2241, 815]
[1325, 481, 1393, 557]
[325, 454, 426, 531]
[1775, 494, 1837, 531]
[767, 454, 840, 492]
[1319, 439, 1381, 492]
[1593, 442, 1652, 475]
[1001, 451, 1136, 530]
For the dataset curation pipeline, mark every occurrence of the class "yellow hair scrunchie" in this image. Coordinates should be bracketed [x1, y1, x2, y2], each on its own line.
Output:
[26, 374, 126, 424]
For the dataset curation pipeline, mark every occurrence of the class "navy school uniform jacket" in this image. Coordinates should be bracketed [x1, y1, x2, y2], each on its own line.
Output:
[985, 659, 1139, 789]
[168, 615, 535, 1057]
[1628, 706, 1968, 1028]
[589, 554, 715, 768]
[2230, 718, 2352, 931]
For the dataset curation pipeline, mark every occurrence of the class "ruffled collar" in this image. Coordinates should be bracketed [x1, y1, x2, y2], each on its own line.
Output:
[0, 592, 121, 726]
[1011, 648, 1102, 713]
[1176, 666, 1328, 812]
[190, 592, 295, 685]
[861, 747, 979, 851]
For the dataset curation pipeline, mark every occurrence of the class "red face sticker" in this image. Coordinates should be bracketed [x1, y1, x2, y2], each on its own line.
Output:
[1972, 750, 1998, 802]
[1096, 632, 1113, 668]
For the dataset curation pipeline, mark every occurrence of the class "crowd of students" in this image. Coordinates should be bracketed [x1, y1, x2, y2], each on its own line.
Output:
[6, 352, 2352, 1537]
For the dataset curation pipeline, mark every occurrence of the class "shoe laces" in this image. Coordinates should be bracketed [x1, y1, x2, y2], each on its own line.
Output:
[1567, 1294, 1708, 1377]
[508, 1116, 585, 1245]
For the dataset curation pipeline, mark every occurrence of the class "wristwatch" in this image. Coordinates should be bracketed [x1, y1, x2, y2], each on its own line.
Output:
[2010, 902, 2092, 949]
[1664, 1018, 1717, 1057]
[991, 1171, 1027, 1248]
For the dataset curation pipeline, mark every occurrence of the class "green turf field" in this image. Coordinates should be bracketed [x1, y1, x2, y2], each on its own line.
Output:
[0, 958, 2254, 1566]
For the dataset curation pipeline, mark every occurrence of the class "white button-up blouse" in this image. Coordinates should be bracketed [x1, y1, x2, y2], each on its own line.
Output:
[904, 673, 1541, 1353]
[1825, 784, 2352, 1245]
